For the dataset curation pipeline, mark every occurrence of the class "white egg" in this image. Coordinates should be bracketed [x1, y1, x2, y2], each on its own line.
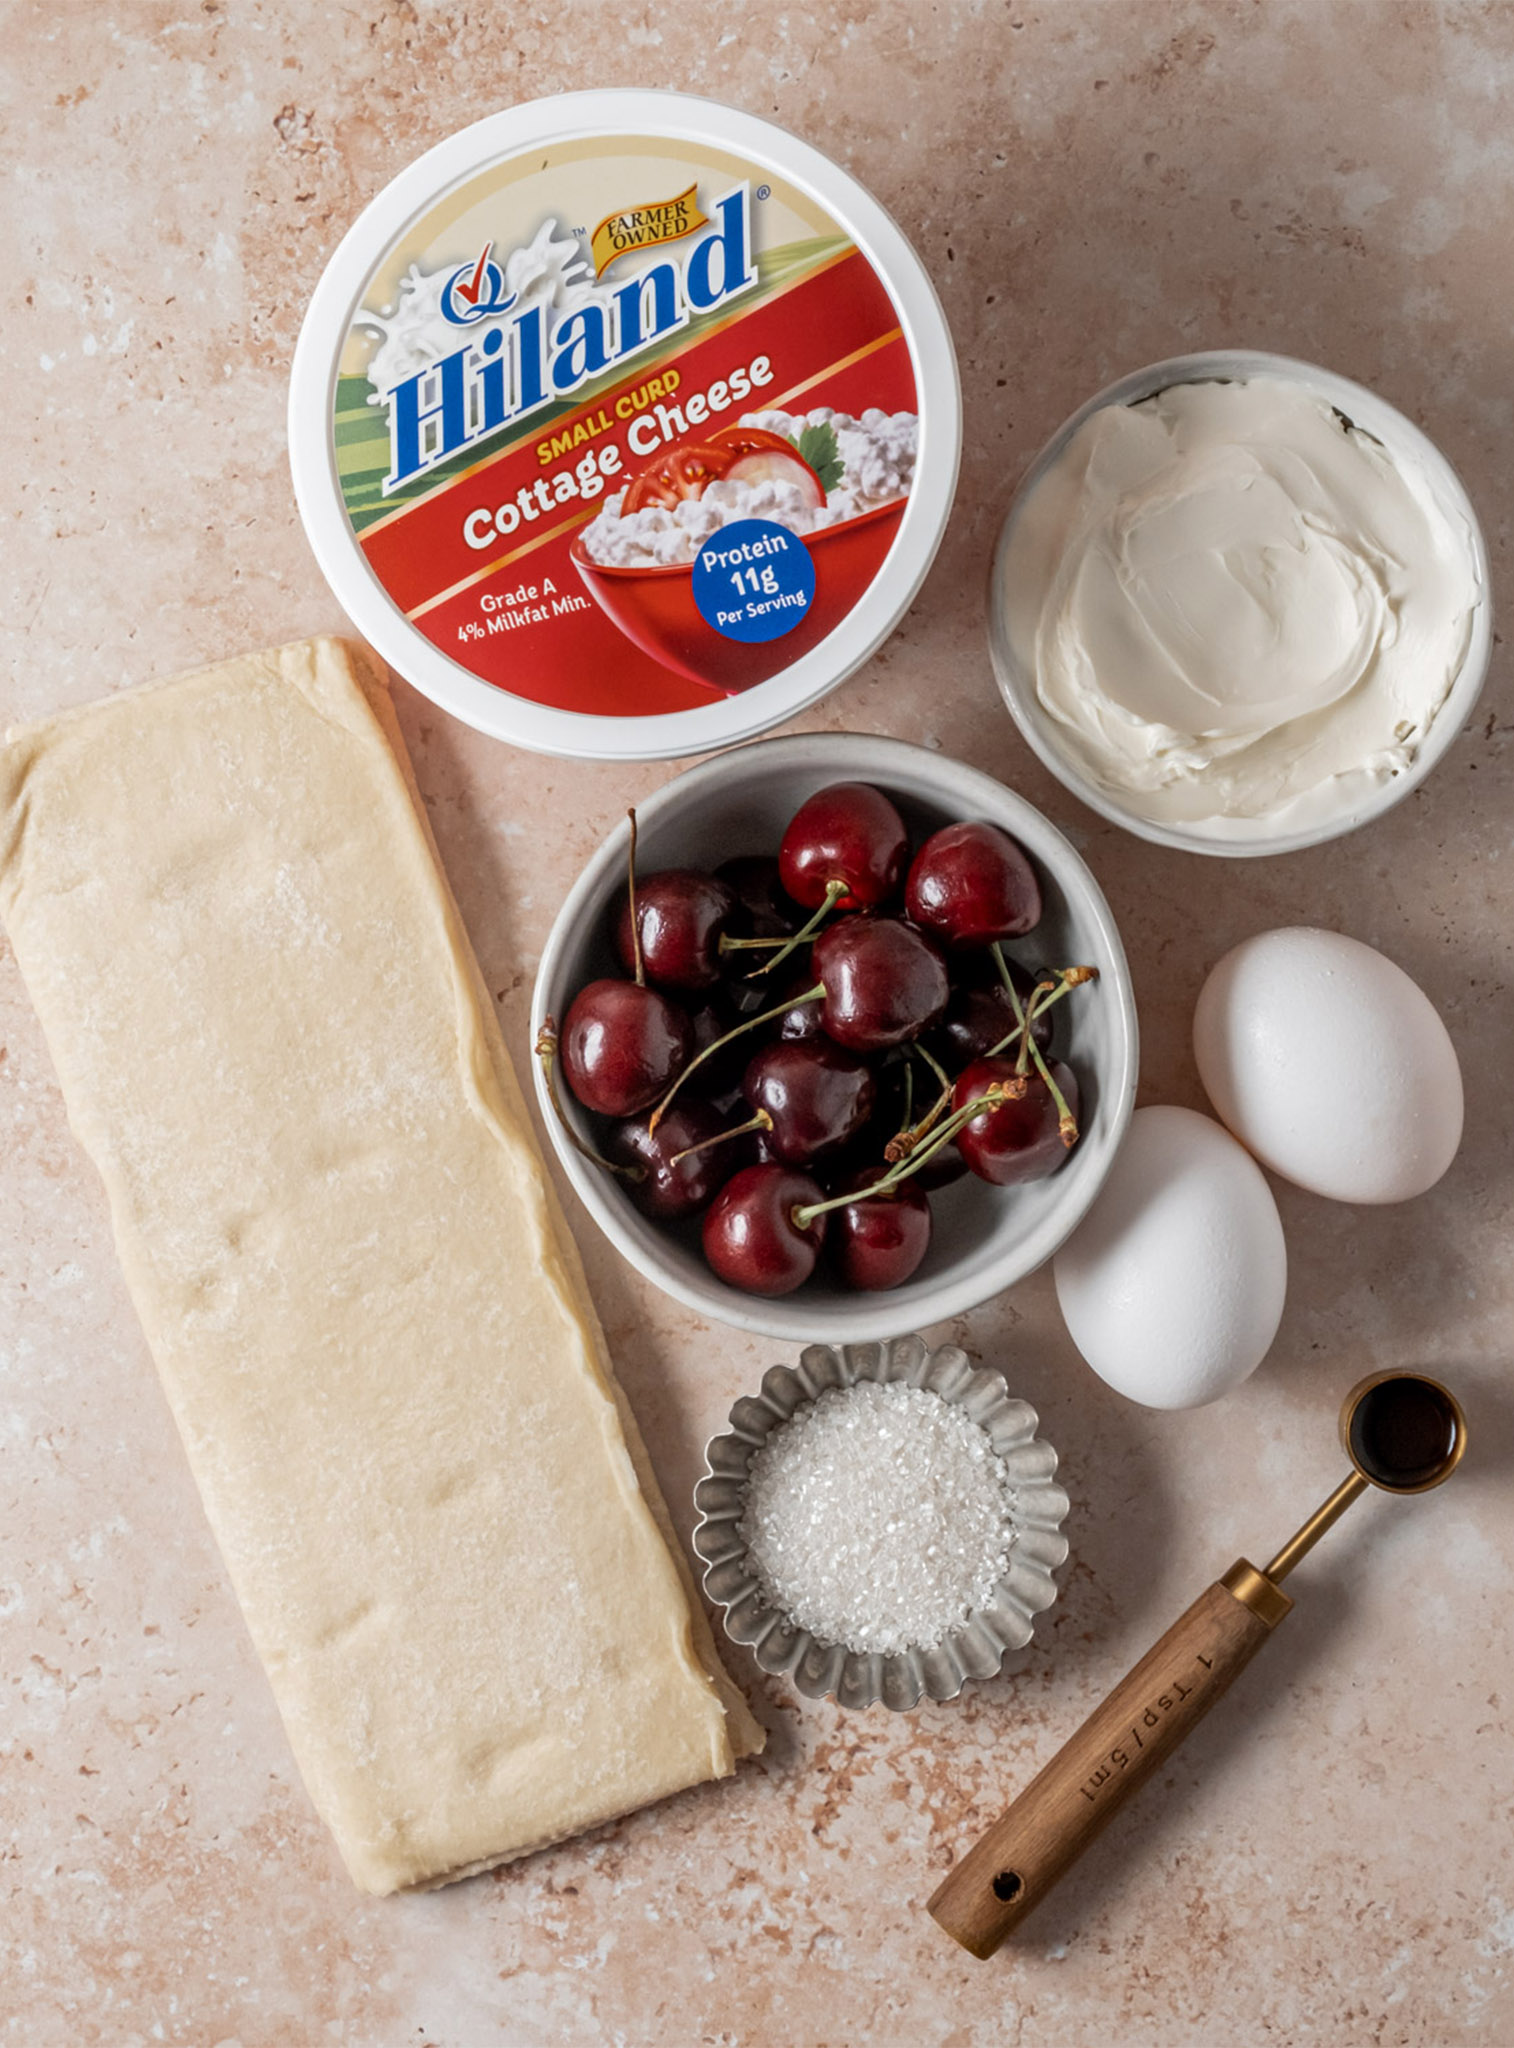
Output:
[1053, 1105, 1287, 1409]
[1193, 927, 1463, 1204]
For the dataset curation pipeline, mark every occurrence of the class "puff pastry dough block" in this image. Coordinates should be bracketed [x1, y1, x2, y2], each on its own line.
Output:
[0, 637, 762, 1893]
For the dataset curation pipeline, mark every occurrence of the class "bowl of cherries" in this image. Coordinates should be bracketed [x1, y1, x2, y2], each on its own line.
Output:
[530, 733, 1138, 1342]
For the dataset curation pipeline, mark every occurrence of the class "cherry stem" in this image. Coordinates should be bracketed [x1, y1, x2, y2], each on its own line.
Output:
[793, 1085, 1015, 1226]
[648, 982, 825, 1133]
[739, 878, 846, 980]
[994, 951, 1037, 1079]
[996, 970, 1077, 1141]
[892, 1060, 915, 1147]
[1025, 1022, 1079, 1146]
[984, 974, 1060, 1061]
[913, 1039, 951, 1094]
[626, 809, 644, 988]
[887, 1042, 953, 1160]
[983, 965, 1099, 1062]
[534, 1020, 645, 1183]
[669, 1108, 772, 1166]
[987, 956, 1094, 1143]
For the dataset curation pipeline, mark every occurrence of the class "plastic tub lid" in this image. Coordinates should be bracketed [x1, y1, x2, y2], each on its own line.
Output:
[289, 90, 961, 761]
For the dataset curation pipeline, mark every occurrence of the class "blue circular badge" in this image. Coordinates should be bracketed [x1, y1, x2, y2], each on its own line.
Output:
[692, 519, 816, 643]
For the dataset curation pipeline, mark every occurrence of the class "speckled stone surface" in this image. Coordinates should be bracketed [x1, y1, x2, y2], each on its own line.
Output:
[3, 5, 1512, 2043]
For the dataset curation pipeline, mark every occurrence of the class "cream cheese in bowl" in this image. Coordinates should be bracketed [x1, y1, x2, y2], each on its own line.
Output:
[991, 352, 1491, 854]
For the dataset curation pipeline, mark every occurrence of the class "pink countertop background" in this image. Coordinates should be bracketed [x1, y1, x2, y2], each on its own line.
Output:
[3, 4, 1512, 2043]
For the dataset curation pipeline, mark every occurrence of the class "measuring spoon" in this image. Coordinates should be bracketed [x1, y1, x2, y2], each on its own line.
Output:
[927, 1370, 1466, 1959]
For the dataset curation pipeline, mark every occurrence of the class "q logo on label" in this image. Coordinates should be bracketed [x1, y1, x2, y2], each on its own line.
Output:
[441, 242, 515, 325]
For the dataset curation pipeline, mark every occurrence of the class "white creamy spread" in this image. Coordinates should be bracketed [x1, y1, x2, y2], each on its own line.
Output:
[999, 377, 1483, 834]
[582, 406, 918, 568]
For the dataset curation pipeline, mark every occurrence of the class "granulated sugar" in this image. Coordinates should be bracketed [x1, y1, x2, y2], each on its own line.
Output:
[737, 1380, 1016, 1656]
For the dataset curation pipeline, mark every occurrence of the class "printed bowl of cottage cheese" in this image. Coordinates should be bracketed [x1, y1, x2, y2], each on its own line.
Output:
[289, 90, 959, 760]
[572, 403, 918, 693]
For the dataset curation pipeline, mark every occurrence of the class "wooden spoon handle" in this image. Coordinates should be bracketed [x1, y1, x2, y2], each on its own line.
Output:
[927, 1561, 1292, 1958]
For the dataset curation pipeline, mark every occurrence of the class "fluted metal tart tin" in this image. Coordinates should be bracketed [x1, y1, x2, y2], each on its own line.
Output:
[692, 1335, 1070, 1711]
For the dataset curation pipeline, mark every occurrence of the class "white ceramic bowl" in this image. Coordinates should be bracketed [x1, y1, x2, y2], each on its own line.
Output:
[987, 349, 1493, 858]
[530, 731, 1139, 1342]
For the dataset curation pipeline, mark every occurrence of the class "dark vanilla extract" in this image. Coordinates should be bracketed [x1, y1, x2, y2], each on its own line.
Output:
[1348, 1375, 1461, 1490]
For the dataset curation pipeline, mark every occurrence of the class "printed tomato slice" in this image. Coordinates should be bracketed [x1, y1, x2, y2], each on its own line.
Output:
[707, 425, 826, 509]
[621, 442, 733, 513]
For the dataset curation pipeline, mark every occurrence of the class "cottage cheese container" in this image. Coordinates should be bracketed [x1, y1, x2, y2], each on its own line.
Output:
[289, 91, 960, 760]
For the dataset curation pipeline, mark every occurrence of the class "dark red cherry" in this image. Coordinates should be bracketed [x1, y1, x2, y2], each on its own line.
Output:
[723, 967, 820, 1035]
[707, 1078, 748, 1122]
[560, 979, 691, 1118]
[929, 968, 1053, 1068]
[715, 855, 800, 939]
[951, 1056, 1080, 1184]
[812, 917, 949, 1052]
[742, 1039, 876, 1166]
[752, 1124, 783, 1166]
[610, 1100, 744, 1221]
[779, 782, 909, 911]
[868, 1103, 973, 1189]
[831, 1174, 932, 1290]
[816, 1055, 908, 1181]
[833, 1058, 968, 1193]
[702, 1164, 827, 1295]
[725, 971, 781, 1019]
[905, 821, 1042, 947]
[614, 869, 737, 991]
[910, 1138, 969, 1191]
[687, 995, 727, 1053]
[774, 971, 826, 1042]
[685, 994, 751, 1093]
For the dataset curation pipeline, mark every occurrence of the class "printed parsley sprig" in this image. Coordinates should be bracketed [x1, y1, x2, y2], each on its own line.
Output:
[786, 421, 845, 495]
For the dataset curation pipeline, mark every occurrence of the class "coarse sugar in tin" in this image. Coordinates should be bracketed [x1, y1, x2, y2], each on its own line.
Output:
[737, 1379, 1016, 1656]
